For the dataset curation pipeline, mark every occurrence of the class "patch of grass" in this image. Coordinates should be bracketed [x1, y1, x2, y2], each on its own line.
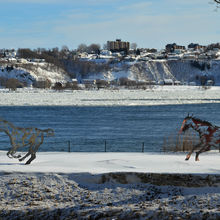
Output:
[163, 130, 200, 152]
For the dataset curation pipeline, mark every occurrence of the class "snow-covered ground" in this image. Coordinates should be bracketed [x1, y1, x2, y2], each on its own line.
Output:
[0, 151, 220, 219]
[1, 85, 220, 106]
[0, 151, 219, 174]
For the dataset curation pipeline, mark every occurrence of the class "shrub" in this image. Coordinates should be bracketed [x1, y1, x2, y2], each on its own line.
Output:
[190, 61, 206, 71]
[52, 82, 63, 91]
[96, 79, 109, 89]
[0, 77, 7, 87]
[5, 78, 24, 91]
[33, 79, 52, 89]
[162, 130, 199, 152]
[64, 81, 80, 90]
[118, 77, 136, 86]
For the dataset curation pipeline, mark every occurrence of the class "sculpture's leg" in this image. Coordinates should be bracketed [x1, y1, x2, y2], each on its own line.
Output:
[12, 153, 21, 158]
[7, 150, 21, 159]
[24, 142, 42, 165]
[25, 153, 36, 165]
[7, 143, 21, 158]
[19, 144, 33, 162]
[185, 142, 201, 161]
[7, 145, 15, 158]
[7, 151, 13, 158]
[195, 145, 211, 161]
[19, 151, 31, 162]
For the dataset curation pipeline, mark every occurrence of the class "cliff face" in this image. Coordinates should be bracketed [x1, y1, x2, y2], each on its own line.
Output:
[85, 59, 220, 85]
[1, 59, 220, 86]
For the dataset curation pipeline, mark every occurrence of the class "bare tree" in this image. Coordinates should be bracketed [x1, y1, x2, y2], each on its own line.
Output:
[88, 44, 101, 54]
[33, 79, 52, 89]
[103, 43, 108, 50]
[212, 0, 220, 8]
[61, 45, 69, 52]
[131, 43, 137, 50]
[60, 45, 69, 59]
[77, 44, 88, 53]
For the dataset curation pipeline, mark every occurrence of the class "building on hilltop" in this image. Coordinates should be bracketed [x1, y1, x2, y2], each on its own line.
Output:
[107, 39, 130, 54]
[0, 49, 16, 58]
[165, 43, 185, 53]
[188, 43, 206, 51]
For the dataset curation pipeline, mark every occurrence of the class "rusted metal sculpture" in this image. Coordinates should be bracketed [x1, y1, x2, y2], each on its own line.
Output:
[0, 118, 54, 164]
[179, 115, 220, 161]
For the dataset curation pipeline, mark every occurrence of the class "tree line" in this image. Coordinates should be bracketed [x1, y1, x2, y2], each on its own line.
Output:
[16, 44, 110, 79]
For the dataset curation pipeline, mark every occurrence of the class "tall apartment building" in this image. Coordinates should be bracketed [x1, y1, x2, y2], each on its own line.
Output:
[165, 43, 185, 53]
[107, 39, 130, 53]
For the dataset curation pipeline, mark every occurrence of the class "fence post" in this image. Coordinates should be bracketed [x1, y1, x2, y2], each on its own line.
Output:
[68, 140, 71, 152]
[142, 142, 144, 153]
[105, 140, 107, 152]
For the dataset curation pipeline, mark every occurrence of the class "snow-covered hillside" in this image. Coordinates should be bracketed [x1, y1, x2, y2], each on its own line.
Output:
[1, 59, 220, 86]
[0, 62, 70, 86]
[83, 59, 220, 85]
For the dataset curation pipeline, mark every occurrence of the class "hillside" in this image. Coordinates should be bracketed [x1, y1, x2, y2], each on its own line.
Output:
[0, 60, 70, 87]
[0, 59, 220, 87]
[83, 59, 220, 85]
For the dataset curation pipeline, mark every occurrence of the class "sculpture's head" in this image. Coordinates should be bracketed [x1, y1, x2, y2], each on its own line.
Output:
[46, 128, 55, 137]
[179, 114, 193, 134]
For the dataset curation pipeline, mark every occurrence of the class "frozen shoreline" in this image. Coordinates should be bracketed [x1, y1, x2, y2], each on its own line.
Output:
[1, 86, 220, 106]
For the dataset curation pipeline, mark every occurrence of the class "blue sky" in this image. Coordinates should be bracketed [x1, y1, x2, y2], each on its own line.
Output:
[0, 0, 219, 50]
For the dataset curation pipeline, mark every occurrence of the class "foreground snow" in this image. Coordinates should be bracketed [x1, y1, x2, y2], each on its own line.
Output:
[0, 151, 219, 174]
[0, 151, 220, 219]
[1, 85, 220, 106]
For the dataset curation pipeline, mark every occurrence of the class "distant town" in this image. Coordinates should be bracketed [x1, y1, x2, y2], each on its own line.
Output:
[0, 39, 220, 90]
[1, 39, 220, 62]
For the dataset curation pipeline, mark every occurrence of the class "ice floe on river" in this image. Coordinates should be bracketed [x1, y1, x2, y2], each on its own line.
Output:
[0, 85, 220, 106]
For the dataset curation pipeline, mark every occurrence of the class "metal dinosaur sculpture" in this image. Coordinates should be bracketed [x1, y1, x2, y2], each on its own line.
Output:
[0, 118, 54, 164]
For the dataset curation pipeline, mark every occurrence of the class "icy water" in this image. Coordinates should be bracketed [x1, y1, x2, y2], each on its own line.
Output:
[0, 104, 219, 152]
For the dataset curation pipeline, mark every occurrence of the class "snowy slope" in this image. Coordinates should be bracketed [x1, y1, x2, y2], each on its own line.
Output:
[82, 59, 220, 85]
[0, 67, 34, 86]
[0, 62, 70, 85]
[1, 59, 220, 86]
